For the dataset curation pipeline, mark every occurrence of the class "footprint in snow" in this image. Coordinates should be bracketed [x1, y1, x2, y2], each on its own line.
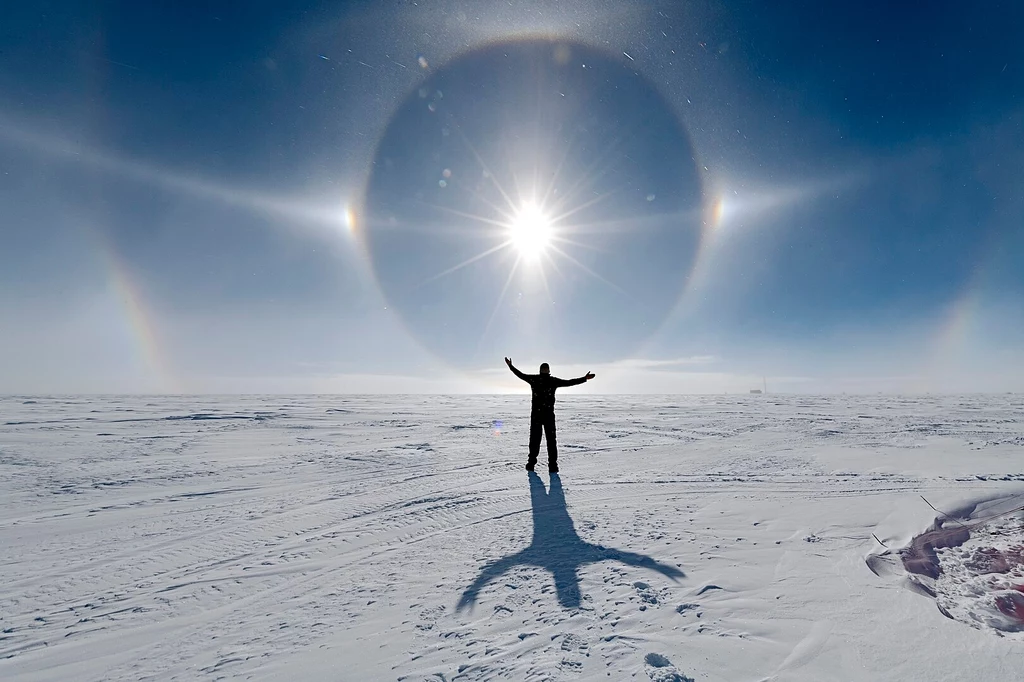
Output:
[644, 652, 694, 682]
[634, 581, 659, 606]
[414, 604, 446, 631]
[559, 632, 590, 655]
[675, 602, 699, 614]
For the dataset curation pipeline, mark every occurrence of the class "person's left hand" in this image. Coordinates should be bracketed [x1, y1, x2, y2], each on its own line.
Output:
[505, 357, 513, 368]
[585, 372, 595, 380]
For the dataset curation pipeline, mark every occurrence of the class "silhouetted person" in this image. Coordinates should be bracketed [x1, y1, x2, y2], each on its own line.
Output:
[505, 357, 594, 472]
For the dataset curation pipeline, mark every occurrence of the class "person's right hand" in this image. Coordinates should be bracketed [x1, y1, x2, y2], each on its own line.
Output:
[505, 357, 513, 368]
[585, 372, 595, 380]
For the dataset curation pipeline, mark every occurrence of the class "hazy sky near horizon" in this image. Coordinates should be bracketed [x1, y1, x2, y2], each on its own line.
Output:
[1, 1, 1022, 394]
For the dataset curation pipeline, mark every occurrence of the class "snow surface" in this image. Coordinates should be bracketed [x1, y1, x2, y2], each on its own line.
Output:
[2, 394, 1024, 681]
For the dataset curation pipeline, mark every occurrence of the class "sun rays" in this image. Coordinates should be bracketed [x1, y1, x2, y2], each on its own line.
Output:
[359, 40, 707, 364]
[396, 126, 639, 352]
[508, 201, 553, 261]
[354, 123, 640, 360]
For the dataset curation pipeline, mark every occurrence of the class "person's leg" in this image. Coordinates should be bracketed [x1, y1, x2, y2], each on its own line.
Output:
[545, 413, 558, 472]
[527, 412, 541, 470]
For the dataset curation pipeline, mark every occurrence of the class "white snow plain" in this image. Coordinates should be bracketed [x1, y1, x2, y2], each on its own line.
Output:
[2, 394, 1024, 681]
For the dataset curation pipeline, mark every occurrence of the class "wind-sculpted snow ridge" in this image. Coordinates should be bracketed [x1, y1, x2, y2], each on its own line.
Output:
[2, 394, 1024, 680]
[888, 494, 1024, 635]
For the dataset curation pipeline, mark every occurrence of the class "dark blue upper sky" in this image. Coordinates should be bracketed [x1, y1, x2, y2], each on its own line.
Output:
[1, 1, 1021, 392]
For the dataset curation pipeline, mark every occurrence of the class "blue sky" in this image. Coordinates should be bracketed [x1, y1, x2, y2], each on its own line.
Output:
[1, 1, 1021, 393]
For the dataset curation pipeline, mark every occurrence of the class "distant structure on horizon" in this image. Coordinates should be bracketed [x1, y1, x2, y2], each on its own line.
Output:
[749, 377, 768, 395]
[749, 389, 762, 394]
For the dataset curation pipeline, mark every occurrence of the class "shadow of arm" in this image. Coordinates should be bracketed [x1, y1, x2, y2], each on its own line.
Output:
[456, 552, 525, 611]
[602, 547, 685, 580]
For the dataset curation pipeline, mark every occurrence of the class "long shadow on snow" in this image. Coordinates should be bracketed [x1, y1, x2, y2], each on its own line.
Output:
[458, 472, 684, 610]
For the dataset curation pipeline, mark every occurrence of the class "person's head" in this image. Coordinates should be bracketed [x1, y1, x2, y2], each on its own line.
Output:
[539, 362, 550, 375]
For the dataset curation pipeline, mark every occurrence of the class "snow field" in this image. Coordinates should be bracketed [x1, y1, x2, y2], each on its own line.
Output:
[1, 394, 1023, 680]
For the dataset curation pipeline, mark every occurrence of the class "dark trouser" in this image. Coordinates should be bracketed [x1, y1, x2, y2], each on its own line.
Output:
[528, 410, 557, 469]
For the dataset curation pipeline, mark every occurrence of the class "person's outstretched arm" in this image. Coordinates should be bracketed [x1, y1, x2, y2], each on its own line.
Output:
[556, 371, 596, 387]
[505, 357, 532, 383]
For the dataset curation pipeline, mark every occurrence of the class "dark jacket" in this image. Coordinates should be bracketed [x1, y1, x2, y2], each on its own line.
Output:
[509, 365, 587, 413]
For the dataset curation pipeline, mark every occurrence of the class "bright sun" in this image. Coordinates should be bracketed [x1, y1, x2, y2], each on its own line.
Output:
[509, 202, 552, 261]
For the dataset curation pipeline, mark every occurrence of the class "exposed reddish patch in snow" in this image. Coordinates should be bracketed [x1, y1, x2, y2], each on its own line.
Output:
[900, 506, 1024, 634]
[965, 545, 1024, 575]
[995, 592, 1024, 622]
[900, 522, 970, 579]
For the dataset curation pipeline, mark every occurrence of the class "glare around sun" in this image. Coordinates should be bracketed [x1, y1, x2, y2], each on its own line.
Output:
[509, 203, 552, 261]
